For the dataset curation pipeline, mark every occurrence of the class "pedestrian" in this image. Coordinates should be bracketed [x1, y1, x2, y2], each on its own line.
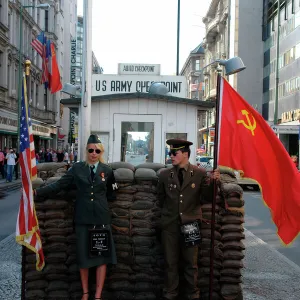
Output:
[69, 151, 74, 163]
[44, 149, 53, 162]
[13, 148, 19, 180]
[39, 149, 45, 163]
[34, 135, 118, 300]
[3, 147, 8, 178]
[57, 149, 64, 162]
[64, 150, 69, 163]
[52, 150, 57, 162]
[157, 139, 220, 300]
[74, 150, 78, 162]
[0, 148, 5, 179]
[291, 155, 298, 169]
[6, 148, 16, 182]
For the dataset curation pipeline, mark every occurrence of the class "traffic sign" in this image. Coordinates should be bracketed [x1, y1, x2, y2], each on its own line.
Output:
[270, 125, 300, 135]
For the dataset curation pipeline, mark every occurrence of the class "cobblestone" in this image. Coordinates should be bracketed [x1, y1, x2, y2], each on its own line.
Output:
[0, 234, 21, 300]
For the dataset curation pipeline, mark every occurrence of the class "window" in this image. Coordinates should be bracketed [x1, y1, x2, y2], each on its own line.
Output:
[120, 122, 154, 165]
[195, 59, 200, 71]
[45, 10, 49, 32]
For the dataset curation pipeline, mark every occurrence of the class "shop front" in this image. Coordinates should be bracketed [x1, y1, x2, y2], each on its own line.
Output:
[61, 93, 214, 165]
[31, 122, 57, 151]
[0, 109, 18, 149]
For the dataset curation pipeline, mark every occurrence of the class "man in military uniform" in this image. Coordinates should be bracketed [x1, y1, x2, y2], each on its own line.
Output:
[157, 139, 220, 300]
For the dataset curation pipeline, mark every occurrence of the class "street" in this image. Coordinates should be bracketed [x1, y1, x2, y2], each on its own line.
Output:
[0, 189, 20, 242]
[244, 191, 300, 267]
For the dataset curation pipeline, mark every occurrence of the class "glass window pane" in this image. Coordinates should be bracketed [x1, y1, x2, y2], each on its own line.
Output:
[121, 122, 154, 165]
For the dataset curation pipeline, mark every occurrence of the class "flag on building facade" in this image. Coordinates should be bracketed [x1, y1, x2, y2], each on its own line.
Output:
[218, 76, 300, 245]
[31, 32, 62, 93]
[16, 75, 45, 271]
[31, 31, 45, 57]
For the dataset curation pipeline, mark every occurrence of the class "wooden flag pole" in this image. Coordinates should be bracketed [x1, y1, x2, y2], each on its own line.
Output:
[209, 73, 222, 300]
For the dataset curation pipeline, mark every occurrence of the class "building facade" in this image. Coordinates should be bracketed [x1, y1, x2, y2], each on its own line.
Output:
[0, 0, 77, 152]
[262, 0, 300, 154]
[59, 15, 103, 151]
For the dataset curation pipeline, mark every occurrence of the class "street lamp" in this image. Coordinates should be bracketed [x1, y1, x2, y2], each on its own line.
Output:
[17, 3, 51, 151]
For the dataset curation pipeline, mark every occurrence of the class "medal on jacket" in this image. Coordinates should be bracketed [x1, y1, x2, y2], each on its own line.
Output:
[101, 172, 105, 181]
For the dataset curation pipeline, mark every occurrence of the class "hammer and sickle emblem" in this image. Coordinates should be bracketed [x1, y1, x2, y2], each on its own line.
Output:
[237, 110, 256, 136]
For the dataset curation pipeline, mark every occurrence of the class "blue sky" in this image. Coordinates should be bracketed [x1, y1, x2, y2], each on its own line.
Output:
[77, 0, 211, 75]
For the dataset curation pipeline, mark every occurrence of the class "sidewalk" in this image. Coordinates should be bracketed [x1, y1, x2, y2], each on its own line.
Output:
[0, 178, 22, 194]
[1, 229, 300, 299]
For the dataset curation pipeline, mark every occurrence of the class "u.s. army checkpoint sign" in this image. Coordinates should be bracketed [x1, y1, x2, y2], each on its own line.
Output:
[92, 74, 188, 98]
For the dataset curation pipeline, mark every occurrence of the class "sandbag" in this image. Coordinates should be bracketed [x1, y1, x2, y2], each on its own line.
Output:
[198, 257, 223, 269]
[221, 283, 242, 298]
[111, 208, 130, 218]
[134, 192, 157, 201]
[223, 241, 245, 251]
[108, 280, 134, 291]
[108, 201, 132, 209]
[43, 242, 68, 253]
[109, 162, 135, 171]
[115, 193, 134, 202]
[222, 183, 243, 198]
[130, 209, 155, 219]
[38, 199, 69, 210]
[44, 210, 66, 220]
[220, 224, 244, 233]
[44, 218, 73, 229]
[132, 236, 156, 247]
[221, 232, 245, 242]
[222, 215, 244, 224]
[112, 218, 130, 228]
[200, 229, 222, 240]
[226, 197, 245, 208]
[111, 224, 130, 235]
[136, 163, 165, 171]
[131, 228, 156, 236]
[25, 270, 43, 281]
[220, 276, 243, 283]
[132, 219, 155, 229]
[32, 178, 44, 189]
[46, 252, 67, 264]
[134, 292, 157, 300]
[220, 268, 243, 277]
[45, 273, 70, 282]
[157, 168, 168, 176]
[26, 279, 48, 290]
[114, 168, 134, 182]
[46, 176, 62, 184]
[131, 200, 155, 210]
[25, 290, 46, 299]
[37, 162, 66, 172]
[44, 263, 68, 274]
[135, 168, 157, 181]
[47, 290, 69, 299]
[117, 185, 137, 194]
[46, 280, 69, 291]
[223, 260, 244, 269]
[112, 235, 132, 244]
[133, 184, 157, 193]
[134, 281, 154, 292]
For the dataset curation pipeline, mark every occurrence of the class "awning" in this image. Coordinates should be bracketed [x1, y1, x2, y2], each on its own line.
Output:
[0, 130, 17, 135]
[39, 136, 53, 140]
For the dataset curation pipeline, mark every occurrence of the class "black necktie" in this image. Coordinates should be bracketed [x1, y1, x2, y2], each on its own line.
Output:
[178, 168, 184, 186]
[90, 165, 95, 181]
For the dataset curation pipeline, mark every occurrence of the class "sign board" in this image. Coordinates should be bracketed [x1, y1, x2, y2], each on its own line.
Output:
[118, 63, 160, 75]
[70, 38, 77, 85]
[92, 74, 187, 98]
[270, 125, 300, 135]
[281, 109, 300, 123]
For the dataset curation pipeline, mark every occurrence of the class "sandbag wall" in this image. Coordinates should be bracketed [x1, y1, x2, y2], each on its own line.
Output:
[23, 162, 245, 300]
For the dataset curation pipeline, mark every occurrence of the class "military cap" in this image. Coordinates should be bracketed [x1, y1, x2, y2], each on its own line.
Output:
[87, 134, 101, 144]
[166, 139, 193, 150]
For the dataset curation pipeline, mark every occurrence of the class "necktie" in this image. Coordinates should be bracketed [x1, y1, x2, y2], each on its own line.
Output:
[90, 165, 95, 181]
[178, 168, 184, 186]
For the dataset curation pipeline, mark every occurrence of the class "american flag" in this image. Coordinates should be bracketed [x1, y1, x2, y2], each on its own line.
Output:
[31, 31, 44, 57]
[16, 75, 45, 271]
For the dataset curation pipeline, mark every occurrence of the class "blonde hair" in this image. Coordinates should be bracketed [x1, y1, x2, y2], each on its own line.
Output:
[86, 143, 105, 164]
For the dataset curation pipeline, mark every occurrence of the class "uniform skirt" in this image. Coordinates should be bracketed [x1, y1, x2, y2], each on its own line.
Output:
[75, 224, 117, 269]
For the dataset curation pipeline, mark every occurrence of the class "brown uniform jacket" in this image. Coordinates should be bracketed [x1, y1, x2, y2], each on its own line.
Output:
[157, 163, 213, 228]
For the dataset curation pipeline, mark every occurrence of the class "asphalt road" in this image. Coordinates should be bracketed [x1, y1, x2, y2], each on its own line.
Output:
[244, 191, 300, 267]
[0, 190, 20, 242]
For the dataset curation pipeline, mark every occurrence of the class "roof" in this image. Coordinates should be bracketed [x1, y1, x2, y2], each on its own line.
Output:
[60, 92, 215, 108]
[190, 42, 205, 55]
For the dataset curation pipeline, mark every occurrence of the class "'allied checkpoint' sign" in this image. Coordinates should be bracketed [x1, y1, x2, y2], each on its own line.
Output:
[92, 74, 188, 98]
[118, 63, 161, 75]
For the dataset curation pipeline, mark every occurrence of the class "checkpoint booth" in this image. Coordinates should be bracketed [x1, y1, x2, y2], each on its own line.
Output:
[60, 92, 215, 165]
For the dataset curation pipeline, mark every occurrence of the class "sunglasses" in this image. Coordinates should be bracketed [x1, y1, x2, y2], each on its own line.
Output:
[168, 146, 186, 157]
[88, 149, 101, 154]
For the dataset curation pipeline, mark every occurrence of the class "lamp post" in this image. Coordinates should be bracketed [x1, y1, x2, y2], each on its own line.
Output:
[17, 3, 50, 152]
[274, 0, 281, 125]
[176, 0, 180, 75]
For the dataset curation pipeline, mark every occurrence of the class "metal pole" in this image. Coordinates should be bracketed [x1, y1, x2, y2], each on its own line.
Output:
[176, 0, 180, 75]
[80, 0, 93, 160]
[17, 6, 24, 153]
[209, 73, 222, 300]
[274, 0, 280, 125]
[206, 111, 209, 154]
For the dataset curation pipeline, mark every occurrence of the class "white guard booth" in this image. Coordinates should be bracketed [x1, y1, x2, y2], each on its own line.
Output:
[61, 92, 214, 165]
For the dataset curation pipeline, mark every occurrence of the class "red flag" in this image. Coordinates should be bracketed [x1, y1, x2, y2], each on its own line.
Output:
[218, 76, 300, 245]
[49, 42, 62, 93]
[16, 75, 45, 271]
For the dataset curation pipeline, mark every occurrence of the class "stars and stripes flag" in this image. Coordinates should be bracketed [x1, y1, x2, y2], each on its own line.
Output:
[30, 31, 44, 57]
[16, 75, 45, 271]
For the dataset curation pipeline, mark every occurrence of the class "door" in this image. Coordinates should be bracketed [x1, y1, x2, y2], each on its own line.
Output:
[113, 114, 162, 165]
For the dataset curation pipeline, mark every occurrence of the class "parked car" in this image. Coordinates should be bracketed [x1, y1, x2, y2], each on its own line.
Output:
[196, 156, 213, 169]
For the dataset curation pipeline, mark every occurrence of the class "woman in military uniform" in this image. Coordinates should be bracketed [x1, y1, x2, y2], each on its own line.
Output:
[34, 135, 118, 300]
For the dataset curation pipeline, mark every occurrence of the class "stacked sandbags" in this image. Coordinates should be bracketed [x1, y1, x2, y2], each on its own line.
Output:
[106, 163, 164, 299]
[198, 188, 224, 300]
[25, 163, 77, 300]
[219, 183, 245, 300]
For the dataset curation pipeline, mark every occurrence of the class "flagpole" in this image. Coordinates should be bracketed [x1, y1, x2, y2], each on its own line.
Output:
[209, 73, 222, 300]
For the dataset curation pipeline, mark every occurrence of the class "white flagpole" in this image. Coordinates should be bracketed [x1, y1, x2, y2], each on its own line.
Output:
[79, 0, 93, 161]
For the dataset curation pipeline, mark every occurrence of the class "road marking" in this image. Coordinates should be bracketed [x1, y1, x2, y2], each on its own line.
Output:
[245, 228, 300, 273]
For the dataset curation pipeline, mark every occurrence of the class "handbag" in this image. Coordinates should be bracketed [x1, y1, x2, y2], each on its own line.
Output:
[88, 225, 110, 257]
[180, 221, 201, 247]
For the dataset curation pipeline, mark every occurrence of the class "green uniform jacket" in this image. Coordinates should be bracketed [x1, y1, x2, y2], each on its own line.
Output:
[157, 164, 213, 228]
[36, 162, 117, 225]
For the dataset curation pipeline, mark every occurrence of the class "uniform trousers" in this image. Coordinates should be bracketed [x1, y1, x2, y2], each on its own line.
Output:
[162, 222, 199, 300]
